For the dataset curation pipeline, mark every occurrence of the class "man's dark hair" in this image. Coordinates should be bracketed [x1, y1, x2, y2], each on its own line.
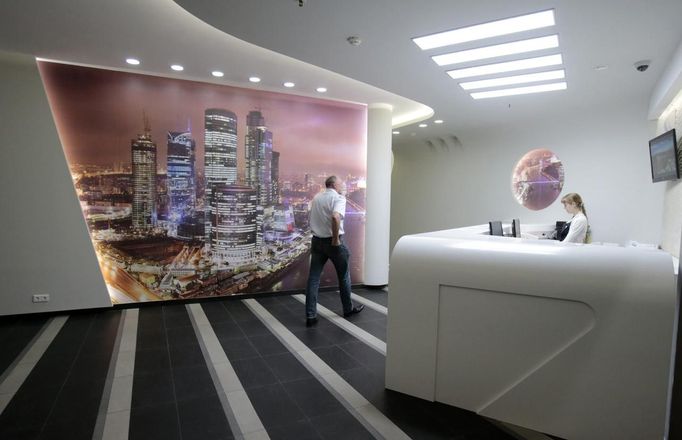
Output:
[325, 176, 337, 188]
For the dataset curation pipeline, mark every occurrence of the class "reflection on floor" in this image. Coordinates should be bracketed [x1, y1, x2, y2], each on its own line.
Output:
[0, 288, 520, 440]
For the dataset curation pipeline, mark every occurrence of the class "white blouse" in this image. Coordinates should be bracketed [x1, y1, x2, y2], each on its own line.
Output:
[563, 212, 588, 243]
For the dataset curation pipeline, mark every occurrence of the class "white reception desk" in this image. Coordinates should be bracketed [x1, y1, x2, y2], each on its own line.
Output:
[385, 224, 677, 440]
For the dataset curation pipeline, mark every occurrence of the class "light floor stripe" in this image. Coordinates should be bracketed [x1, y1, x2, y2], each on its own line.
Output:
[97, 308, 138, 440]
[350, 293, 388, 315]
[0, 315, 68, 414]
[292, 294, 386, 355]
[187, 303, 269, 440]
[243, 298, 410, 440]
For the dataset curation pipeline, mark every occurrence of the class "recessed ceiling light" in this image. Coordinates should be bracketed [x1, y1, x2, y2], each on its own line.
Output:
[432, 35, 559, 67]
[413, 10, 555, 50]
[447, 54, 563, 79]
[316, 87, 327, 93]
[460, 69, 565, 90]
[249, 76, 261, 83]
[211, 71, 224, 77]
[283, 82, 295, 88]
[126, 58, 140, 65]
[470, 81, 567, 99]
[393, 131, 400, 135]
[434, 120, 444, 124]
[419, 123, 428, 128]
[170, 64, 184, 71]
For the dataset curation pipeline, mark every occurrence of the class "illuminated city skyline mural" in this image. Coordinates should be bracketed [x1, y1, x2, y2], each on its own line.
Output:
[39, 61, 367, 303]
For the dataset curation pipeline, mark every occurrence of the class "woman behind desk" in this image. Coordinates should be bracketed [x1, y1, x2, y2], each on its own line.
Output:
[559, 193, 589, 243]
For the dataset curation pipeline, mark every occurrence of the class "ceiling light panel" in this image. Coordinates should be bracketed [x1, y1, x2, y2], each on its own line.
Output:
[432, 35, 559, 66]
[447, 54, 563, 79]
[470, 81, 567, 99]
[460, 69, 565, 90]
[413, 10, 555, 50]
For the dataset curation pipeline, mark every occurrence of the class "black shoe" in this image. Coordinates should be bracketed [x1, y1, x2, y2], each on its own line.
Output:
[343, 304, 365, 318]
[306, 317, 318, 327]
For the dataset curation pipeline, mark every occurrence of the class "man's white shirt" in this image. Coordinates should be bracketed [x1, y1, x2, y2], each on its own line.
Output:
[309, 189, 346, 237]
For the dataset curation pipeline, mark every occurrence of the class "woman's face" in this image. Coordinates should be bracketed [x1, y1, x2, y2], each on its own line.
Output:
[562, 200, 577, 215]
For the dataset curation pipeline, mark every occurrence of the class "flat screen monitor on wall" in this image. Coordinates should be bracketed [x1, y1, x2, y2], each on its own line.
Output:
[649, 129, 679, 182]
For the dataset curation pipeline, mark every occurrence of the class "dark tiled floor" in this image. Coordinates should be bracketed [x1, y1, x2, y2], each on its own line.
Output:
[130, 305, 233, 440]
[0, 311, 120, 440]
[201, 300, 373, 439]
[0, 289, 515, 440]
[0, 315, 48, 377]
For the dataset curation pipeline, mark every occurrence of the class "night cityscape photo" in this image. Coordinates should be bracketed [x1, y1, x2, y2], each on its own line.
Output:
[39, 62, 367, 303]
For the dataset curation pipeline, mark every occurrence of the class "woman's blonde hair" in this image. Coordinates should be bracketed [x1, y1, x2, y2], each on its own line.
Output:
[561, 192, 587, 217]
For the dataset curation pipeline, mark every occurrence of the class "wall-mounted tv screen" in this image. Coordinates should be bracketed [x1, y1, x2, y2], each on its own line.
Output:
[649, 129, 679, 182]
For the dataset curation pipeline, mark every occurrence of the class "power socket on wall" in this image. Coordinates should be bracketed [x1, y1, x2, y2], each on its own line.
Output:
[32, 294, 50, 303]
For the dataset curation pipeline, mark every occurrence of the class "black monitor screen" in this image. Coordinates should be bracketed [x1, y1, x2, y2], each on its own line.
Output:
[649, 129, 679, 182]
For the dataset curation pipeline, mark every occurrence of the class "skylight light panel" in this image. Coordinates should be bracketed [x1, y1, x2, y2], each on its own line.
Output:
[413, 10, 555, 50]
[432, 35, 559, 67]
[447, 54, 563, 79]
[470, 81, 567, 99]
[460, 69, 565, 90]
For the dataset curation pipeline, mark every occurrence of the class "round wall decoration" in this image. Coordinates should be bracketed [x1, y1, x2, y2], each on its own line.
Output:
[511, 149, 564, 210]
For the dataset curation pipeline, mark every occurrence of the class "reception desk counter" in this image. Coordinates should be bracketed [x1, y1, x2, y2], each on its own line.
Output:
[385, 224, 677, 440]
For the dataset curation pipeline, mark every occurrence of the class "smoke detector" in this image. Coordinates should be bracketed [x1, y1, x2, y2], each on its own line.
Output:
[347, 36, 362, 46]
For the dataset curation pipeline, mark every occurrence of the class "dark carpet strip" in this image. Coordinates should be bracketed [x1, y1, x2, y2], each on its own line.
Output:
[130, 305, 232, 440]
[268, 295, 515, 440]
[0, 314, 49, 378]
[0, 311, 121, 440]
[201, 299, 374, 440]
[315, 292, 387, 341]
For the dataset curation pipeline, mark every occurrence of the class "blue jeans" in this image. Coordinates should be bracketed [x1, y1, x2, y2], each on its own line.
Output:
[305, 236, 352, 319]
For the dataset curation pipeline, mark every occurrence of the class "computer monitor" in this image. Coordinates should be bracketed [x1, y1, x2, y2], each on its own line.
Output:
[512, 218, 520, 238]
[554, 221, 566, 240]
[489, 221, 503, 236]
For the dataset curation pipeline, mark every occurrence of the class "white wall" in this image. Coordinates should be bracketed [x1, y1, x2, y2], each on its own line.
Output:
[391, 98, 663, 250]
[0, 51, 111, 315]
[658, 88, 682, 257]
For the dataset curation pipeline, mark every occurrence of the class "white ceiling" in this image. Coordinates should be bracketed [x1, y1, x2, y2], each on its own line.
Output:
[1, 0, 681, 147]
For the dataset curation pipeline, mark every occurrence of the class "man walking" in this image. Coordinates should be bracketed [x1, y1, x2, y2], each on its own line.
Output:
[305, 175, 364, 326]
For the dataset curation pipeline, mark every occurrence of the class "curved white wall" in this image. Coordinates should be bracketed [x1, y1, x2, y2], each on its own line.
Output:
[0, 52, 110, 315]
[391, 100, 663, 249]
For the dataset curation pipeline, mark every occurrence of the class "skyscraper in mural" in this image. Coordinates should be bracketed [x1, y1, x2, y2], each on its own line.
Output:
[245, 110, 274, 246]
[271, 150, 280, 205]
[204, 109, 238, 242]
[167, 129, 196, 226]
[245, 110, 273, 205]
[131, 115, 157, 229]
[209, 185, 257, 265]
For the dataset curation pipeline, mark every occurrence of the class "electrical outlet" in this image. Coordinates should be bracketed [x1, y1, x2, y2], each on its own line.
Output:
[32, 294, 50, 303]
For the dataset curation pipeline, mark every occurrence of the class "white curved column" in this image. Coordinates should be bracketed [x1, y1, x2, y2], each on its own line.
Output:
[364, 103, 393, 286]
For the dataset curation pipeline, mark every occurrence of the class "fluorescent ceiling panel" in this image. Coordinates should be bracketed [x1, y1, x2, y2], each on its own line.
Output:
[460, 69, 565, 90]
[413, 10, 555, 50]
[432, 35, 559, 66]
[447, 54, 563, 79]
[471, 81, 567, 99]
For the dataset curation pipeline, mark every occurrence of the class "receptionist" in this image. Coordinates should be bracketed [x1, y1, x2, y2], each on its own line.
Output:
[559, 193, 589, 243]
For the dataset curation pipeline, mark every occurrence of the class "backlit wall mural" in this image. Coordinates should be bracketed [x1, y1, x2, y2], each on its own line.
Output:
[511, 149, 564, 210]
[39, 61, 367, 303]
